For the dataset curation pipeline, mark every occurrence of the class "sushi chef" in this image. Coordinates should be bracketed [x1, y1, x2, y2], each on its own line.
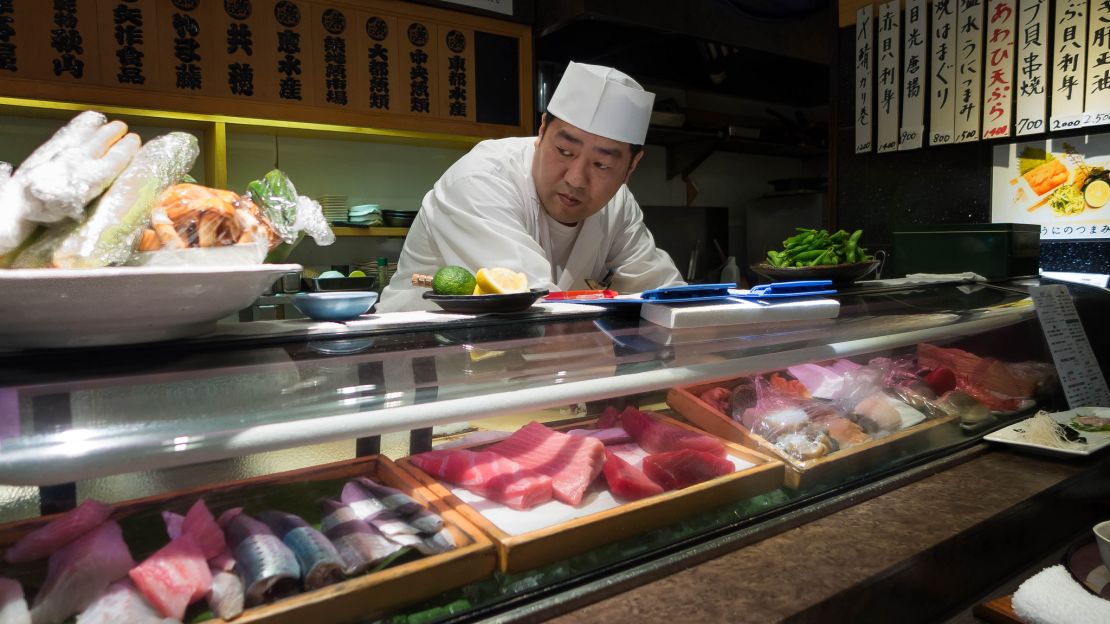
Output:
[377, 61, 684, 312]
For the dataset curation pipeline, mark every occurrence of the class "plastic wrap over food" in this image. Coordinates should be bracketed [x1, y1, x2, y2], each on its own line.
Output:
[24, 122, 142, 223]
[13, 132, 199, 268]
[131, 183, 270, 265]
[245, 169, 334, 246]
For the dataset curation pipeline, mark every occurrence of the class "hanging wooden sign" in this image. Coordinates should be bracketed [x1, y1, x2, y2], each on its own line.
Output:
[982, 0, 1017, 139]
[1085, 0, 1110, 127]
[900, 0, 927, 150]
[1014, 0, 1049, 135]
[855, 4, 874, 154]
[930, 0, 958, 145]
[1051, 0, 1088, 130]
[876, 1, 900, 153]
[0, 0, 532, 138]
[955, 0, 985, 142]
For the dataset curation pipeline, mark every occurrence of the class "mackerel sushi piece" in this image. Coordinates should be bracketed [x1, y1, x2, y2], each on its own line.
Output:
[224, 512, 300, 606]
[348, 477, 423, 515]
[621, 408, 726, 457]
[408, 449, 553, 510]
[257, 511, 345, 590]
[75, 579, 175, 624]
[366, 511, 421, 539]
[319, 500, 403, 575]
[0, 577, 30, 624]
[406, 508, 444, 535]
[129, 535, 213, 621]
[4, 499, 112, 564]
[487, 421, 606, 506]
[601, 449, 664, 501]
[30, 520, 135, 624]
[414, 529, 456, 556]
[642, 449, 734, 490]
[338, 482, 390, 522]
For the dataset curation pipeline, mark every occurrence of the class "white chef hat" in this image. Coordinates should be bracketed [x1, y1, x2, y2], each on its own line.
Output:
[546, 62, 655, 145]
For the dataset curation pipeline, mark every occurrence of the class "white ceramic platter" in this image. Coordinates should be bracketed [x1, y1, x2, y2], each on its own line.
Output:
[0, 264, 300, 349]
[984, 407, 1110, 457]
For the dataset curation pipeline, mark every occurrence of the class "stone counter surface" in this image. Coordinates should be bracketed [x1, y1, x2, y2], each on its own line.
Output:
[548, 448, 1106, 623]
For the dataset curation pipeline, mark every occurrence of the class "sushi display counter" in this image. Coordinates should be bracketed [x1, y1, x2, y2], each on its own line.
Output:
[0, 277, 1106, 622]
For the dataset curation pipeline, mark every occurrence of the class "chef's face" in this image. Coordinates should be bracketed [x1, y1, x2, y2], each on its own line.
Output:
[532, 114, 643, 225]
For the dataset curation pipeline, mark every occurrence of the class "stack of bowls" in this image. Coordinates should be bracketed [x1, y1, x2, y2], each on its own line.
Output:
[317, 194, 348, 223]
[348, 204, 383, 226]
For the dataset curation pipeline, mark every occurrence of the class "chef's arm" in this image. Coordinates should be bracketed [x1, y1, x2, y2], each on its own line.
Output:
[426, 174, 557, 290]
[605, 195, 685, 292]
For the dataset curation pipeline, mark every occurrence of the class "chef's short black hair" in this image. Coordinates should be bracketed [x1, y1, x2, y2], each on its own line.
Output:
[544, 113, 644, 159]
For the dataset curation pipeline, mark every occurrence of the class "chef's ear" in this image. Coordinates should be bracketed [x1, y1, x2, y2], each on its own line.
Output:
[624, 148, 645, 183]
[535, 113, 550, 147]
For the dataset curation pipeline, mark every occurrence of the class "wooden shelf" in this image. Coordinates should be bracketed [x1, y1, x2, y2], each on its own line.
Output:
[331, 227, 409, 237]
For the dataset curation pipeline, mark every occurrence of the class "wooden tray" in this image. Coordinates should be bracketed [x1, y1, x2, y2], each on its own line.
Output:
[0, 456, 497, 624]
[667, 379, 958, 490]
[398, 415, 784, 573]
[973, 595, 1022, 624]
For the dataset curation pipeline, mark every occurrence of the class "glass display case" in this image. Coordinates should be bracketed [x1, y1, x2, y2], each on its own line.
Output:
[0, 277, 1104, 623]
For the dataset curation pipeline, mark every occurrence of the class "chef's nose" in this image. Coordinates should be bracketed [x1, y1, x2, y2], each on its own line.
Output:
[564, 156, 588, 189]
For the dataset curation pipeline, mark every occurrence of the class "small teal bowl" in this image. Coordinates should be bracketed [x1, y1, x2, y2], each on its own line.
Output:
[292, 291, 378, 321]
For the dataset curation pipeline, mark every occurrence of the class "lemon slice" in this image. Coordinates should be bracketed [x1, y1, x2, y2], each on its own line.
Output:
[1085, 179, 1109, 209]
[475, 267, 529, 294]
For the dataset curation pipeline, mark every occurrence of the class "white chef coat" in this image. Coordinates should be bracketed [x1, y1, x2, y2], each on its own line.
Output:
[377, 136, 684, 312]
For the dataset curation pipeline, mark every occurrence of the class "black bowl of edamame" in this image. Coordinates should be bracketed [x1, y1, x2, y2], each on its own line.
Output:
[751, 259, 880, 285]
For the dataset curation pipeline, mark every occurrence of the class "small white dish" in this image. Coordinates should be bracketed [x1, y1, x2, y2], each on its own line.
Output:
[1095, 520, 1110, 570]
[984, 407, 1110, 457]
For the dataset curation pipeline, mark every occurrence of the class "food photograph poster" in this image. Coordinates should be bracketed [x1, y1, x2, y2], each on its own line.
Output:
[992, 133, 1110, 241]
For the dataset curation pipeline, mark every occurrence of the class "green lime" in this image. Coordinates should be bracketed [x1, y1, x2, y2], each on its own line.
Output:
[432, 265, 477, 295]
[349, 269, 367, 277]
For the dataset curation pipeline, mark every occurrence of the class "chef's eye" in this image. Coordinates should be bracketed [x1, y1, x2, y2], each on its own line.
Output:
[556, 146, 573, 157]
[595, 162, 611, 170]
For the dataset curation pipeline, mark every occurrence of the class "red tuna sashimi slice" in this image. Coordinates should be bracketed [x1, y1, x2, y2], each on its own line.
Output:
[30, 520, 135, 624]
[566, 427, 633, 445]
[642, 449, 734, 490]
[4, 498, 112, 564]
[620, 409, 726, 457]
[602, 450, 664, 501]
[129, 534, 214, 620]
[180, 499, 226, 559]
[488, 421, 606, 506]
[596, 405, 622, 428]
[409, 449, 553, 510]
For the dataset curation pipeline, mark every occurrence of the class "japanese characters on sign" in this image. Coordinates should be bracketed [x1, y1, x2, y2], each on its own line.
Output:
[363, 13, 394, 112]
[170, 0, 202, 90]
[1084, 0, 1110, 126]
[1015, 0, 1049, 135]
[439, 26, 473, 121]
[955, 0, 985, 143]
[855, 4, 874, 154]
[275, 0, 304, 101]
[0, 0, 17, 73]
[931, 0, 959, 145]
[224, 0, 255, 97]
[901, 0, 927, 149]
[1051, 0, 1087, 129]
[876, 1, 901, 153]
[52, 0, 87, 79]
[319, 7, 349, 106]
[403, 20, 434, 115]
[982, 0, 1017, 139]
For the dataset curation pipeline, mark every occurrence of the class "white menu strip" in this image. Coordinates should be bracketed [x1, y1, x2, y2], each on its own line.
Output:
[901, 0, 928, 149]
[1085, 0, 1110, 127]
[856, 4, 876, 154]
[983, 0, 1018, 138]
[931, 0, 959, 144]
[1051, 0, 1088, 129]
[1015, 0, 1049, 135]
[877, 0, 902, 152]
[956, 0, 985, 142]
[1030, 285, 1110, 409]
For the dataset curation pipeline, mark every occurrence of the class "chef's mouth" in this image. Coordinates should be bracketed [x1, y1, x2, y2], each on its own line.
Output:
[557, 193, 582, 207]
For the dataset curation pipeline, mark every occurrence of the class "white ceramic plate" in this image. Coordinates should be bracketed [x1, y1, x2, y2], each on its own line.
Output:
[0, 263, 300, 349]
[984, 407, 1110, 457]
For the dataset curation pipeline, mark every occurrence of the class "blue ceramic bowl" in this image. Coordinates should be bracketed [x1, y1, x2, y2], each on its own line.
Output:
[292, 291, 378, 321]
